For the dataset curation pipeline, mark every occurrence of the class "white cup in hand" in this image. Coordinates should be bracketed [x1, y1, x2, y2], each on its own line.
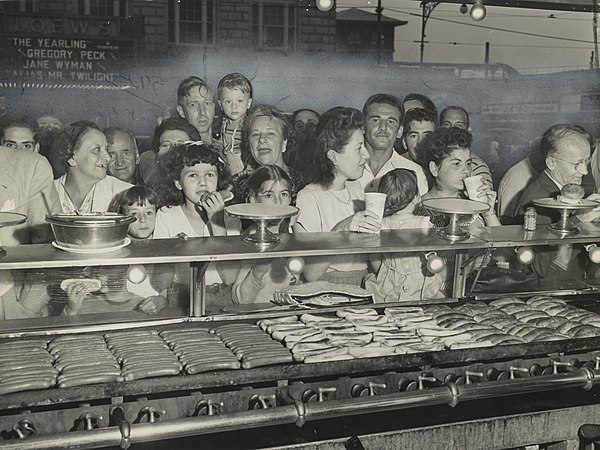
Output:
[364, 193, 387, 233]
[463, 175, 486, 201]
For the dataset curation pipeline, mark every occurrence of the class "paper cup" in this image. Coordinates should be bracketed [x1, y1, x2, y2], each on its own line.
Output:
[463, 175, 484, 201]
[365, 193, 387, 221]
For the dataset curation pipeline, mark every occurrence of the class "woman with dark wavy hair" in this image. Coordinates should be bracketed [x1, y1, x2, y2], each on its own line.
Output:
[293, 107, 381, 286]
[417, 126, 498, 225]
[49, 120, 132, 213]
[414, 127, 500, 296]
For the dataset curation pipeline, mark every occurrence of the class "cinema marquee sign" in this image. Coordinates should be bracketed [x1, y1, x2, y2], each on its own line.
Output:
[2, 14, 134, 85]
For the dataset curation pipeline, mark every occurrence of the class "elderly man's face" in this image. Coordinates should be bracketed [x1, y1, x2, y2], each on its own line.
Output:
[547, 134, 591, 186]
[107, 130, 139, 183]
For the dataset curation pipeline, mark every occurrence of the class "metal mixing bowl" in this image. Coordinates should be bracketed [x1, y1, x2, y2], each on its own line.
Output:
[46, 213, 136, 249]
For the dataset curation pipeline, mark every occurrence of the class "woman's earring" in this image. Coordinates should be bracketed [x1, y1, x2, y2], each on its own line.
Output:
[67, 158, 76, 167]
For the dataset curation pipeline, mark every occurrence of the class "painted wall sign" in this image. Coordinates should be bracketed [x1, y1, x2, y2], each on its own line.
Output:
[3, 35, 133, 84]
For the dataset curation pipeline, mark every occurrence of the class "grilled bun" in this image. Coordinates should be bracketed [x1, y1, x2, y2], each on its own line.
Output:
[558, 184, 585, 204]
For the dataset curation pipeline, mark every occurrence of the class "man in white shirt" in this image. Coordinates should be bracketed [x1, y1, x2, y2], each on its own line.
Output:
[357, 94, 428, 195]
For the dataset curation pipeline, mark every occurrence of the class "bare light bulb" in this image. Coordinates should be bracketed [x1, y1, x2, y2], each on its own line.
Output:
[515, 247, 534, 265]
[287, 257, 305, 274]
[128, 264, 147, 284]
[459, 3, 468, 14]
[425, 252, 445, 274]
[585, 244, 600, 264]
[316, 0, 335, 12]
[470, 0, 486, 21]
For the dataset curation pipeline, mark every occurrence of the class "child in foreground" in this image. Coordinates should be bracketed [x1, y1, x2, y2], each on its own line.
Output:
[108, 185, 158, 240]
[232, 166, 296, 304]
[62, 186, 170, 316]
[153, 143, 240, 310]
[364, 169, 445, 302]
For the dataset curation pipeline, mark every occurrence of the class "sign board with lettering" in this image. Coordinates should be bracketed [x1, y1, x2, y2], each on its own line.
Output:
[1, 14, 137, 88]
[3, 36, 133, 86]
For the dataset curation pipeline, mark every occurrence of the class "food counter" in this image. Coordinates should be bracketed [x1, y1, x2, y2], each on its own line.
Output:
[2, 224, 600, 449]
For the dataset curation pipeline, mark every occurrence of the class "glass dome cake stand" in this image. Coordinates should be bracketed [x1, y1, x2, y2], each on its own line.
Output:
[225, 204, 299, 246]
[421, 198, 490, 242]
[0, 212, 26, 257]
[533, 197, 599, 235]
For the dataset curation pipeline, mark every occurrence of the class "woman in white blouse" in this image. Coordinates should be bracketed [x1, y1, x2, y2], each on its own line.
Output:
[49, 121, 131, 213]
[293, 107, 381, 286]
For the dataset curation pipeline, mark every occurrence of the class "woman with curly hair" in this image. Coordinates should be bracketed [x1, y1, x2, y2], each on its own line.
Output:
[415, 127, 500, 296]
[293, 107, 381, 286]
[416, 126, 499, 226]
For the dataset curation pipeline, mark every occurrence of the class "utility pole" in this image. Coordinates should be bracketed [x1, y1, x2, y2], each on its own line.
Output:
[376, 0, 383, 65]
[420, 2, 440, 65]
[594, 0, 599, 69]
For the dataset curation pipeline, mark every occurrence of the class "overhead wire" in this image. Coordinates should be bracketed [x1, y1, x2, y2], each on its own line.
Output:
[337, 3, 592, 20]
[368, 5, 595, 44]
[394, 39, 592, 49]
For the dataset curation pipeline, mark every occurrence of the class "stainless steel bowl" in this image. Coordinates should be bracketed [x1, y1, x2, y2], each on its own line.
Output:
[46, 213, 136, 249]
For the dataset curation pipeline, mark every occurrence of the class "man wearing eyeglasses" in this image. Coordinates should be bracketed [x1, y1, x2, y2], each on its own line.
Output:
[513, 123, 598, 287]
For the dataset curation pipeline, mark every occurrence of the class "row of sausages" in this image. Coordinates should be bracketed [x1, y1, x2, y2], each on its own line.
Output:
[3, 297, 599, 395]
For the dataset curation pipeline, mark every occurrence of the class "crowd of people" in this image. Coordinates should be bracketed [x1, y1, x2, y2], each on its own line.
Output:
[1, 72, 599, 319]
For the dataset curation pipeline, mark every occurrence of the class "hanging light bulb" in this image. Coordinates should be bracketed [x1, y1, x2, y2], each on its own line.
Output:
[316, 0, 335, 12]
[459, 3, 468, 14]
[470, 0, 486, 21]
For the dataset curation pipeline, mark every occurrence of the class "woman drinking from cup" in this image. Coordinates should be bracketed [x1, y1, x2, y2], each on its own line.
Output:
[415, 127, 500, 295]
[416, 127, 499, 226]
[293, 107, 381, 285]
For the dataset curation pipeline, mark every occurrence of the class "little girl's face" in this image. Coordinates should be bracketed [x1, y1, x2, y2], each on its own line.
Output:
[176, 163, 219, 205]
[125, 201, 156, 240]
[253, 180, 291, 206]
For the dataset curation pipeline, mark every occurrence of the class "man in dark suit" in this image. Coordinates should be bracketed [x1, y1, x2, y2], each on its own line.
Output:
[513, 124, 595, 287]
